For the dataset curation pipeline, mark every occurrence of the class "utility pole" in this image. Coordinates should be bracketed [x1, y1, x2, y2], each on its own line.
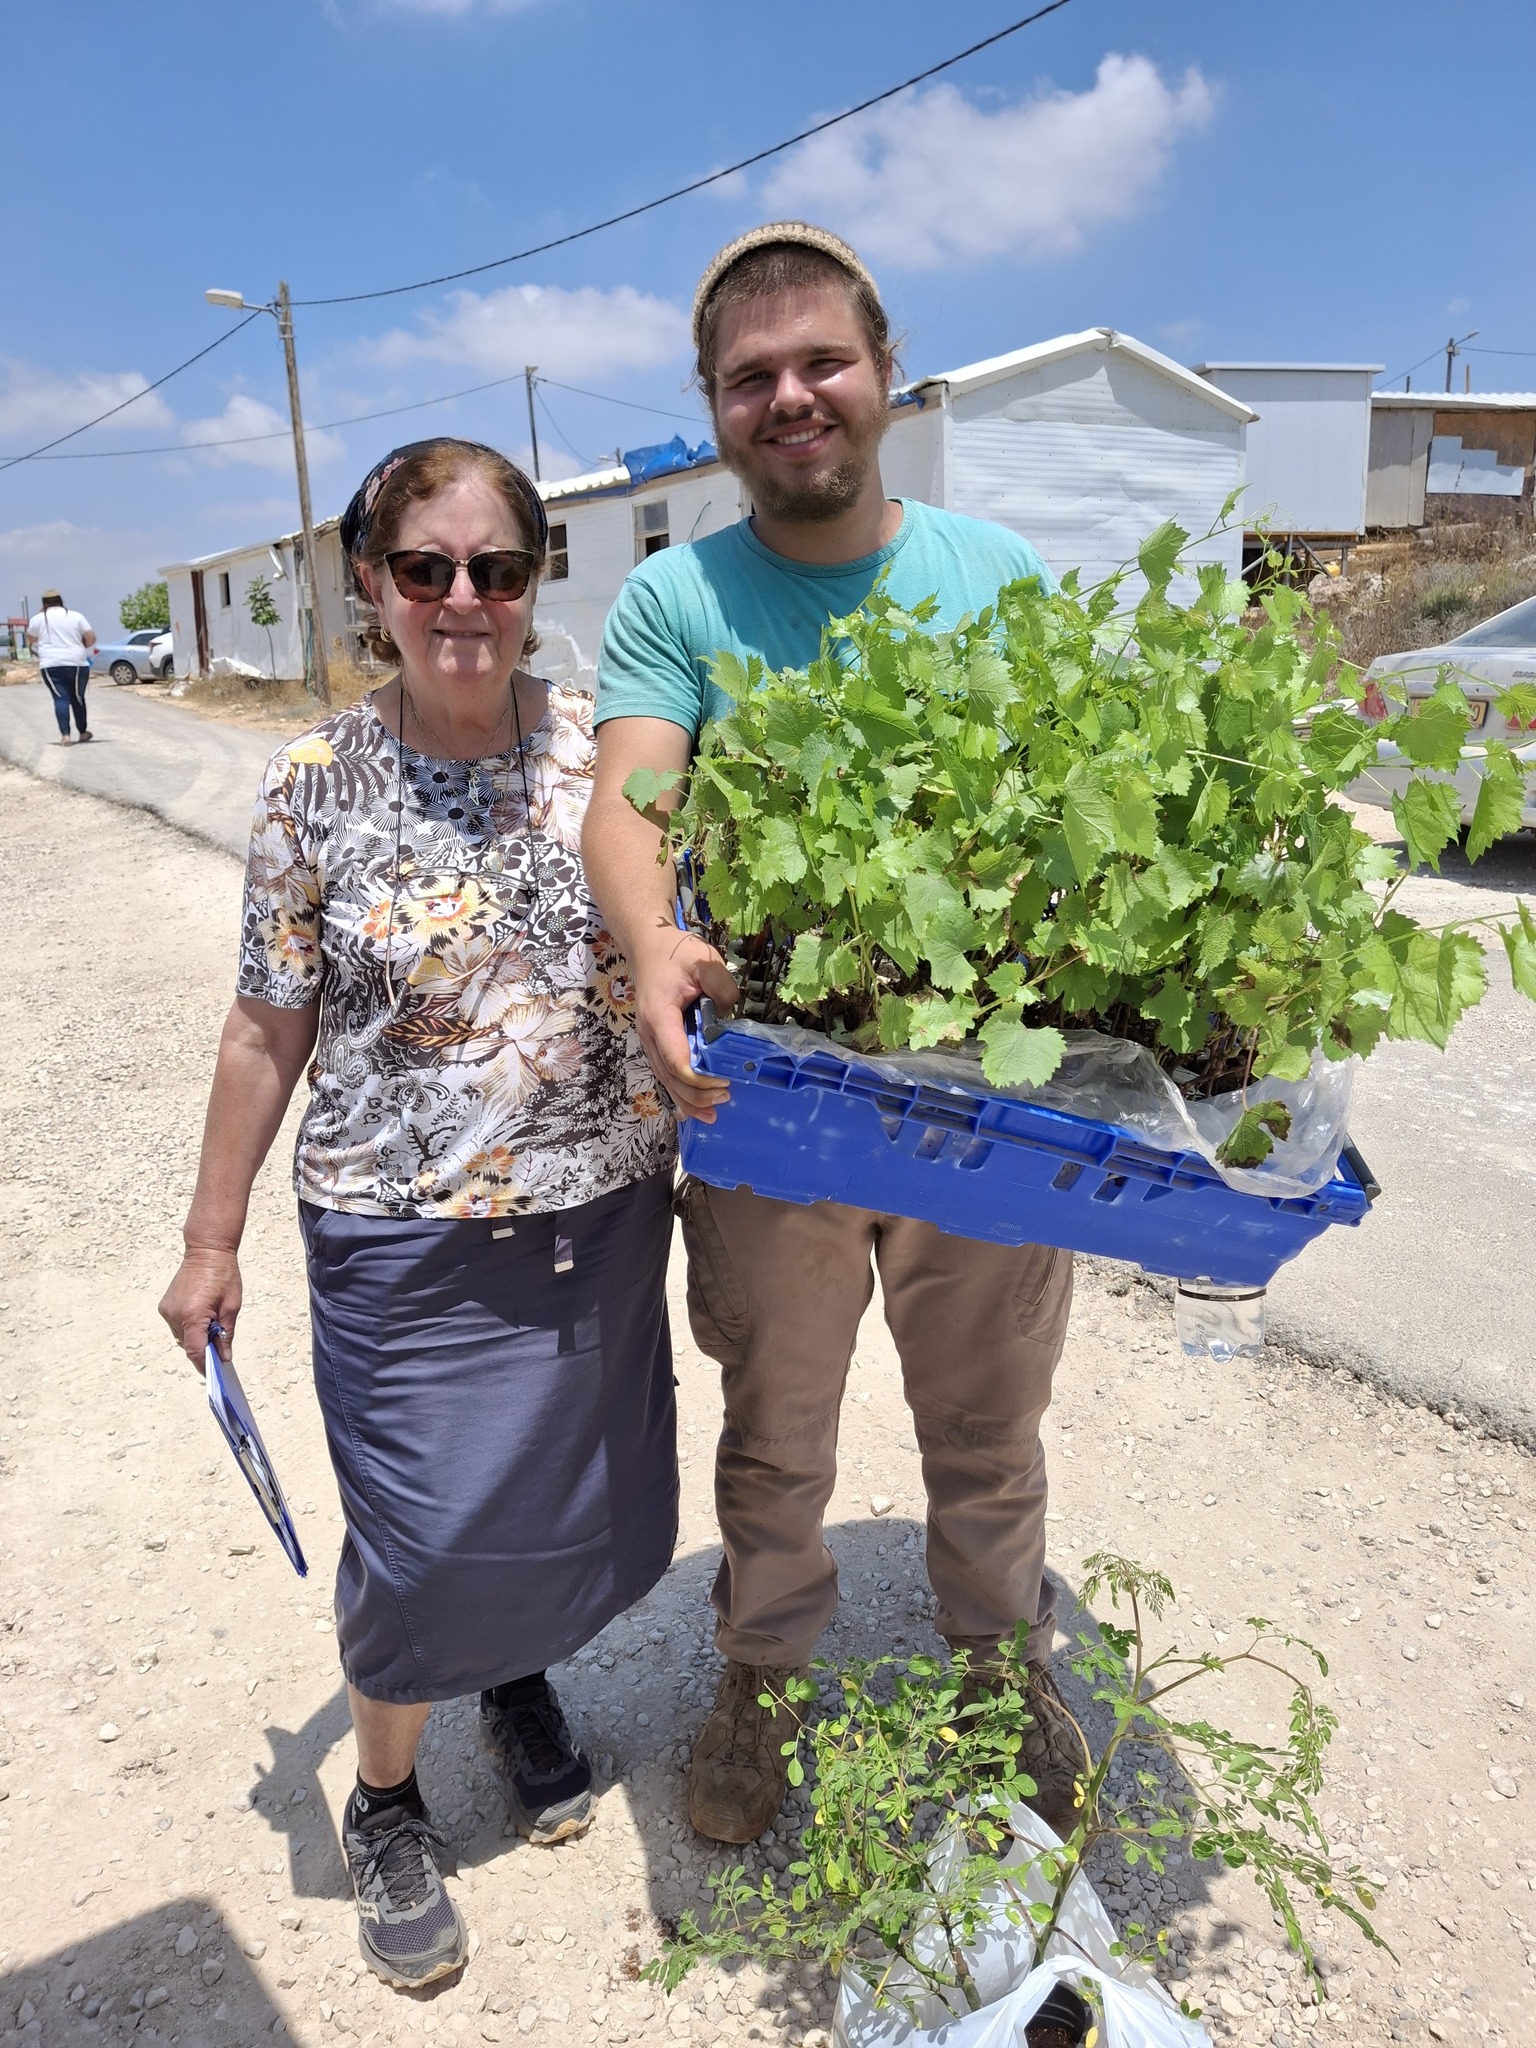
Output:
[277, 282, 330, 703]
[206, 280, 330, 702]
[1444, 329, 1479, 393]
[524, 366, 541, 481]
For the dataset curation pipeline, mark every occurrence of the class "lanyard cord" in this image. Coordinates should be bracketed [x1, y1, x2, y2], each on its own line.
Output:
[383, 676, 546, 1012]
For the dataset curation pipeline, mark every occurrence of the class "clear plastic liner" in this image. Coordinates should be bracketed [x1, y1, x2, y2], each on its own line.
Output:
[1174, 1283, 1268, 1362]
[707, 1016, 1357, 1201]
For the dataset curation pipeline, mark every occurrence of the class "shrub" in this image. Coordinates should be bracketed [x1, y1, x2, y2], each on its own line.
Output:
[648, 1554, 1385, 2025]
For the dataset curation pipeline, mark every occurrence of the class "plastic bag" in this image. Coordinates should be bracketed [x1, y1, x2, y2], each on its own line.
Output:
[833, 1805, 1209, 2048]
[708, 1017, 1355, 1202]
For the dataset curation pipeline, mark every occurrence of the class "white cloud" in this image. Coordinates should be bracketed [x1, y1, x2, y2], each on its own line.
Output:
[0, 359, 176, 445]
[364, 282, 690, 383]
[179, 393, 348, 471]
[1158, 317, 1203, 350]
[0, 518, 178, 634]
[762, 55, 1216, 270]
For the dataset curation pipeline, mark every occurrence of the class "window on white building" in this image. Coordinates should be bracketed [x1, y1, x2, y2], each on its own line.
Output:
[219, 571, 232, 608]
[547, 522, 569, 580]
[634, 499, 669, 564]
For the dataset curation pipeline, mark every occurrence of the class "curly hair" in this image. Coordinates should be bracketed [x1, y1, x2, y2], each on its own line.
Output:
[347, 439, 546, 665]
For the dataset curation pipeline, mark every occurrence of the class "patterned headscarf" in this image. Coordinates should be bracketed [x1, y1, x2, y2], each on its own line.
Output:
[339, 438, 548, 560]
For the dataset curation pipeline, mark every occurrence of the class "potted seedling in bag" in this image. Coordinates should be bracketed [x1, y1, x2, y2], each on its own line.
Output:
[645, 1554, 1387, 2048]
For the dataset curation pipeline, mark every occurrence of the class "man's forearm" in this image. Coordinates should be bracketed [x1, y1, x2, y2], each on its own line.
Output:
[582, 785, 679, 968]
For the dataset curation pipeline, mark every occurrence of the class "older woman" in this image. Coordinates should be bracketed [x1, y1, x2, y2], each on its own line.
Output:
[159, 438, 677, 1989]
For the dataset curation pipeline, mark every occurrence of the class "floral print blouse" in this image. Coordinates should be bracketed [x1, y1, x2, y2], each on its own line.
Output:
[236, 687, 674, 1218]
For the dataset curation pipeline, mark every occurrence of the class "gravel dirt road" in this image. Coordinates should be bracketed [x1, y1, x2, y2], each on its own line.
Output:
[1, 765, 1532, 2048]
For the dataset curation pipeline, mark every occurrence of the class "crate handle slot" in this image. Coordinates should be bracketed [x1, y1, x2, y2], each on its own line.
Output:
[1091, 1174, 1129, 1204]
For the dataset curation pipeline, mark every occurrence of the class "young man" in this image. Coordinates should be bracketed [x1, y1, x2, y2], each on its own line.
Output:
[583, 222, 1078, 1845]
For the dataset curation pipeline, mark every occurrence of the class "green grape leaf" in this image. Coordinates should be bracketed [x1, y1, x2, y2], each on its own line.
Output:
[621, 766, 684, 819]
[1392, 777, 1463, 871]
[1217, 1100, 1293, 1166]
[1391, 684, 1471, 771]
[1502, 909, 1536, 1001]
[979, 1016, 1067, 1090]
[1465, 746, 1528, 862]
[1137, 520, 1187, 593]
[1062, 763, 1117, 882]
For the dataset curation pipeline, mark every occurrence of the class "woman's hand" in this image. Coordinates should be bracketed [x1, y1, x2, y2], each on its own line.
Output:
[159, 1247, 242, 1372]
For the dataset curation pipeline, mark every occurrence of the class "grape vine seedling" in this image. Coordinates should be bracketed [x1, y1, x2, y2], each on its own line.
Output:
[627, 521, 1536, 1163]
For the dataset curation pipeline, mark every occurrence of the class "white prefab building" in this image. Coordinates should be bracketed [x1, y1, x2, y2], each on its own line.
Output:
[534, 328, 1254, 683]
[160, 518, 353, 682]
[1193, 363, 1380, 540]
[163, 329, 1253, 689]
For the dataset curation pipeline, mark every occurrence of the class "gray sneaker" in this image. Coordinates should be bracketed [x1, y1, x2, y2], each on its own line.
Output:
[344, 1803, 467, 1989]
[478, 1677, 594, 1845]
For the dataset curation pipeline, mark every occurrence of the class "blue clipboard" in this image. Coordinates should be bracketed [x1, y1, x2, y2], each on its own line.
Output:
[205, 1324, 308, 1578]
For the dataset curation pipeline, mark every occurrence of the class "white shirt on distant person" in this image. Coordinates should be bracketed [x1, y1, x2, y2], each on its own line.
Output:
[28, 608, 93, 668]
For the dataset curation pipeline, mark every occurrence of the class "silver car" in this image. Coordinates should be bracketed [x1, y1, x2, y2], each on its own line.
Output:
[1347, 593, 1536, 832]
[92, 628, 174, 685]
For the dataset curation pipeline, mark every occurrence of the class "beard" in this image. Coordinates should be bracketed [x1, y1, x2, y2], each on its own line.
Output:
[716, 388, 889, 525]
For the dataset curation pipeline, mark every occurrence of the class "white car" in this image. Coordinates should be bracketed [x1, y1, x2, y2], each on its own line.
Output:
[1347, 593, 1536, 832]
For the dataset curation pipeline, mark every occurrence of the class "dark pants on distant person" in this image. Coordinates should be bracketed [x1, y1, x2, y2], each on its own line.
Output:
[42, 665, 89, 737]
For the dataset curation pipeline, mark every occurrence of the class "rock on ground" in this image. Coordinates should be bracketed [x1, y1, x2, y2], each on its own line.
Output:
[0, 764, 1532, 2047]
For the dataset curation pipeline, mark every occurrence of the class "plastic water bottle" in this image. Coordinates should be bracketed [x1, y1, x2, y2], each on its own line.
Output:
[1174, 1282, 1266, 1362]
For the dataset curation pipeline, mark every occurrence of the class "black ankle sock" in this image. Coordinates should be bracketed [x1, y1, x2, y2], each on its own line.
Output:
[481, 1670, 547, 1713]
[348, 1768, 424, 1828]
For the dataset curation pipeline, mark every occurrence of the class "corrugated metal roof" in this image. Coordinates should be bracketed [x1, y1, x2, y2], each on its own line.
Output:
[160, 515, 341, 576]
[537, 463, 632, 504]
[914, 327, 1257, 423]
[1372, 391, 1536, 409]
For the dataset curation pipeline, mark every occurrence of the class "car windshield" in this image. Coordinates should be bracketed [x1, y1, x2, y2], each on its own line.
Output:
[1451, 594, 1536, 649]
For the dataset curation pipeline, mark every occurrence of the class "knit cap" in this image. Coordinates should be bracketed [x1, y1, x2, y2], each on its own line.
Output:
[691, 222, 881, 347]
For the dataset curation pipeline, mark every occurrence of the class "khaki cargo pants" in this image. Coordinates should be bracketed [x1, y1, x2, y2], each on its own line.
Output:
[678, 1179, 1073, 1669]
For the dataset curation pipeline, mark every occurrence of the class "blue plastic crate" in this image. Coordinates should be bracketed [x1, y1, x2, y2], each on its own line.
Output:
[678, 1006, 1374, 1288]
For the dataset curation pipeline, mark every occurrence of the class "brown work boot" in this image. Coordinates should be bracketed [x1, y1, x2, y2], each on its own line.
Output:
[687, 1661, 807, 1844]
[956, 1655, 1084, 1841]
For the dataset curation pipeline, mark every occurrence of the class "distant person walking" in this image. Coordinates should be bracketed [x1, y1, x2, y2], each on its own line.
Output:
[26, 589, 96, 744]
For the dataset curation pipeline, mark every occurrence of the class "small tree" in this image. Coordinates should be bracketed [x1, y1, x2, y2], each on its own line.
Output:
[119, 579, 169, 632]
[650, 1554, 1386, 2027]
[246, 575, 281, 680]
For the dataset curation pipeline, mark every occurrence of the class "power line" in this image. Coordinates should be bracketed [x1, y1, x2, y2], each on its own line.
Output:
[292, 1, 1075, 309]
[0, 310, 264, 474]
[8, 369, 707, 462]
[1464, 345, 1536, 360]
[537, 377, 703, 426]
[534, 389, 596, 472]
[1381, 345, 1445, 390]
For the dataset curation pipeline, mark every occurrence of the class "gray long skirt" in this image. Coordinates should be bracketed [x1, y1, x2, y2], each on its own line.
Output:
[300, 1169, 677, 1705]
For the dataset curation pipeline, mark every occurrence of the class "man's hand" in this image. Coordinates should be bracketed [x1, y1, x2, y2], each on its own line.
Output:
[633, 925, 740, 1121]
[158, 1246, 242, 1371]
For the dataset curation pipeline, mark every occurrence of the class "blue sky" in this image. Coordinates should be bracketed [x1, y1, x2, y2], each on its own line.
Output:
[4, 0, 1534, 629]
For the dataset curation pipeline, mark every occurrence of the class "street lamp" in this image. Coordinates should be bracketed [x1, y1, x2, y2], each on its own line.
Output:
[203, 283, 331, 701]
[1444, 329, 1479, 394]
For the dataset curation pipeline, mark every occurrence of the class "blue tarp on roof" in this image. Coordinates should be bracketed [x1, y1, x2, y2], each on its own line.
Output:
[621, 435, 718, 484]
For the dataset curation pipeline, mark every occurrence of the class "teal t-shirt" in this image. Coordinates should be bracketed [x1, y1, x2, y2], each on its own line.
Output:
[595, 498, 1054, 736]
